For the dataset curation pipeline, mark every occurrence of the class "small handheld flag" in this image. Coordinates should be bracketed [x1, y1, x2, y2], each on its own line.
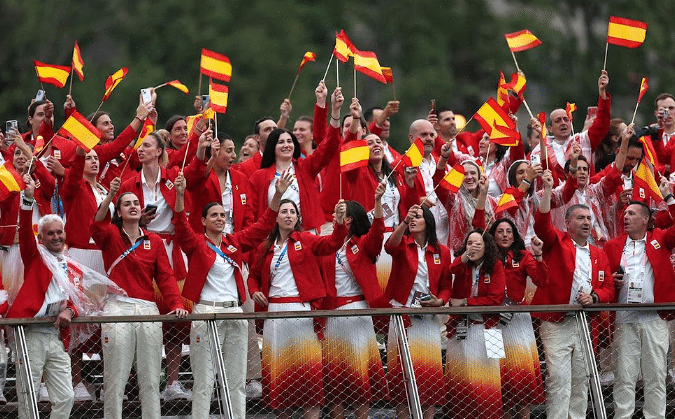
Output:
[33, 61, 71, 88]
[340, 140, 370, 172]
[101, 67, 128, 102]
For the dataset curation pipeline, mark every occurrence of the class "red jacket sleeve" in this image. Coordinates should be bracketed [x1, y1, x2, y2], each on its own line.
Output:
[313, 104, 328, 146]
[521, 251, 548, 288]
[588, 95, 612, 151]
[593, 251, 614, 303]
[305, 124, 341, 178]
[94, 125, 138, 166]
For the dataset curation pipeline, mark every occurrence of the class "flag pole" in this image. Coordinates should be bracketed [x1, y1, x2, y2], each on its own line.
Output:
[287, 73, 300, 101]
[392, 81, 397, 101]
[89, 101, 104, 123]
[198, 74, 202, 96]
[454, 116, 474, 136]
[603, 43, 609, 71]
[630, 101, 640, 125]
[521, 98, 535, 120]
[336, 58, 340, 87]
[339, 171, 342, 200]
[154, 83, 168, 90]
[118, 154, 133, 180]
[68, 68, 74, 97]
[353, 66, 357, 99]
[33, 66, 45, 92]
[510, 50, 521, 72]
[322, 54, 334, 82]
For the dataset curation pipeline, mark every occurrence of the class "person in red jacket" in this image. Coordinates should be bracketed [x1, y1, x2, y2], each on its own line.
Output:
[90, 177, 188, 419]
[603, 193, 675, 419]
[445, 229, 506, 419]
[384, 204, 452, 419]
[248, 199, 347, 419]
[532, 169, 614, 419]
[321, 184, 389, 419]
[489, 219, 548, 419]
[173, 170, 290, 419]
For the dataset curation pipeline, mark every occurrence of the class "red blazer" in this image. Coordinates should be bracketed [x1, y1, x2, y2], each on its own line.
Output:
[450, 256, 506, 327]
[531, 211, 614, 322]
[383, 235, 452, 305]
[7, 208, 78, 349]
[603, 207, 675, 320]
[118, 166, 181, 213]
[321, 217, 388, 309]
[232, 151, 262, 178]
[249, 125, 340, 231]
[0, 160, 55, 245]
[248, 224, 348, 309]
[89, 220, 184, 311]
[501, 250, 548, 304]
[61, 153, 108, 249]
[182, 158, 253, 234]
[173, 207, 277, 305]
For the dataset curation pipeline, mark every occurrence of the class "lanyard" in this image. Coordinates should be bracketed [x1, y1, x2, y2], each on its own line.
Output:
[106, 240, 142, 276]
[336, 243, 357, 282]
[206, 241, 240, 271]
[270, 244, 288, 279]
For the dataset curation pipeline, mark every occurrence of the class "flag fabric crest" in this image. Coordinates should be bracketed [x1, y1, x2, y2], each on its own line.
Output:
[166, 80, 189, 94]
[381, 67, 394, 83]
[134, 119, 154, 150]
[334, 30, 356, 62]
[566, 102, 577, 119]
[490, 124, 520, 147]
[297, 52, 317, 74]
[439, 164, 466, 193]
[403, 138, 425, 168]
[474, 98, 516, 135]
[638, 78, 649, 103]
[353, 49, 387, 84]
[209, 80, 229, 114]
[495, 188, 520, 213]
[632, 162, 662, 203]
[607, 16, 647, 48]
[57, 111, 102, 152]
[101, 67, 128, 102]
[200, 48, 232, 82]
[504, 30, 542, 52]
[0, 164, 26, 200]
[340, 140, 370, 172]
[72, 42, 85, 82]
[33, 61, 71, 88]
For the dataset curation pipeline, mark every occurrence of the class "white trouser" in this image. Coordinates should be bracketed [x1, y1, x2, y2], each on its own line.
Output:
[540, 317, 588, 419]
[613, 319, 668, 419]
[191, 304, 248, 419]
[16, 329, 73, 419]
[102, 298, 162, 419]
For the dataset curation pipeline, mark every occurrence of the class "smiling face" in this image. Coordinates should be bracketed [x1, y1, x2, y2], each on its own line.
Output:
[293, 120, 312, 147]
[462, 162, 480, 192]
[84, 150, 99, 177]
[117, 193, 142, 223]
[493, 221, 514, 250]
[409, 119, 437, 156]
[239, 136, 259, 162]
[202, 204, 226, 235]
[277, 201, 299, 232]
[169, 119, 188, 148]
[478, 132, 493, 158]
[365, 134, 384, 163]
[95, 114, 115, 142]
[274, 132, 295, 161]
[514, 162, 529, 186]
[12, 147, 29, 171]
[257, 119, 278, 148]
[39, 219, 65, 253]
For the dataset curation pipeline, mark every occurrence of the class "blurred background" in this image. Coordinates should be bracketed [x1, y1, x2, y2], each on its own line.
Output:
[0, 0, 674, 152]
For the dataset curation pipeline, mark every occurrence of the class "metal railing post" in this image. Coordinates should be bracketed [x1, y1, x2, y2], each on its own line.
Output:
[576, 311, 607, 419]
[393, 315, 423, 419]
[14, 326, 39, 419]
[208, 320, 233, 419]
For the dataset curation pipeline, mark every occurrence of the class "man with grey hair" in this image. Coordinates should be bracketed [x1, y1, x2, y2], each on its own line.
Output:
[532, 169, 614, 419]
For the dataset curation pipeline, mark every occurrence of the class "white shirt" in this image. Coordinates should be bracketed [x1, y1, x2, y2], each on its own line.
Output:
[377, 179, 400, 228]
[267, 165, 301, 219]
[141, 169, 173, 234]
[268, 241, 299, 298]
[570, 241, 592, 305]
[200, 240, 238, 302]
[335, 244, 361, 297]
[617, 234, 659, 324]
[406, 242, 430, 306]
[90, 182, 114, 244]
[420, 156, 449, 245]
[34, 259, 69, 334]
[551, 138, 571, 168]
[220, 172, 234, 235]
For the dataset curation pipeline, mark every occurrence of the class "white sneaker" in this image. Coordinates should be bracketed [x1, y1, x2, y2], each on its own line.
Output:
[245, 380, 262, 398]
[73, 382, 93, 402]
[39, 383, 49, 402]
[161, 381, 192, 401]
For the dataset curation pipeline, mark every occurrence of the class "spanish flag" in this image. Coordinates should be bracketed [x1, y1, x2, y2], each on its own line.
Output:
[504, 30, 542, 52]
[133, 119, 154, 150]
[474, 98, 515, 135]
[439, 164, 465, 193]
[490, 124, 520, 147]
[334, 30, 356, 63]
[200, 48, 232, 82]
[297, 51, 316, 74]
[632, 161, 662, 203]
[0, 164, 26, 200]
[537, 111, 548, 140]
[353, 49, 387, 84]
[403, 138, 425, 168]
[33, 61, 71, 88]
[340, 140, 369, 172]
[566, 102, 577, 119]
[495, 188, 520, 213]
[166, 80, 189, 95]
[57, 111, 101, 152]
[637, 77, 649, 103]
[607, 16, 647, 48]
[72, 41, 85, 82]
[381, 67, 394, 84]
[638, 135, 662, 173]
[209, 80, 229, 114]
[101, 67, 128, 102]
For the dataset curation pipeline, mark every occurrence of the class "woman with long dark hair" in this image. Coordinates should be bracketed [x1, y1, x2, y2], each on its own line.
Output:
[489, 218, 547, 418]
[247, 199, 348, 419]
[384, 204, 452, 419]
[445, 229, 505, 419]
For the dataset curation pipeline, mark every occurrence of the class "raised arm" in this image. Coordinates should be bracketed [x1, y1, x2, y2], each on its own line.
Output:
[94, 177, 120, 222]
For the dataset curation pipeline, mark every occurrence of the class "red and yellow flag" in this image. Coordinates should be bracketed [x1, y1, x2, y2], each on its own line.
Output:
[33, 61, 71, 88]
[209, 80, 229, 114]
[334, 30, 356, 63]
[340, 140, 370, 172]
[504, 30, 542, 52]
[133, 119, 154, 150]
[632, 161, 662, 203]
[0, 164, 25, 200]
[439, 163, 465, 193]
[166, 80, 189, 95]
[566, 102, 577, 119]
[495, 188, 520, 213]
[200, 48, 232, 82]
[537, 111, 548, 140]
[34, 136, 45, 154]
[474, 98, 515, 135]
[490, 124, 520, 147]
[637, 77, 649, 103]
[607, 16, 647, 48]
[353, 49, 387, 84]
[381, 67, 394, 84]
[403, 138, 425, 168]
[637, 135, 662, 173]
[57, 111, 101, 152]
[101, 67, 128, 102]
[297, 51, 316, 74]
[72, 41, 84, 82]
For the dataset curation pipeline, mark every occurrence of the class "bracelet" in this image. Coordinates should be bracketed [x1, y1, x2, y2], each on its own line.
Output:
[664, 193, 674, 202]
[134, 116, 144, 122]
[533, 253, 542, 257]
[330, 116, 340, 121]
[22, 198, 35, 206]
[402, 219, 409, 225]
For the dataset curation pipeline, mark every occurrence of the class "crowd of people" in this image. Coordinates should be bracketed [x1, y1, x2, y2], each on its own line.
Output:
[0, 67, 675, 419]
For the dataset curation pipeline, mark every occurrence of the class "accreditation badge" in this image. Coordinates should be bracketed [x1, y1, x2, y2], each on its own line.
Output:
[165, 180, 174, 190]
[351, 244, 359, 254]
[433, 253, 441, 264]
[294, 242, 302, 251]
[240, 194, 247, 205]
[144, 240, 151, 250]
[651, 239, 661, 250]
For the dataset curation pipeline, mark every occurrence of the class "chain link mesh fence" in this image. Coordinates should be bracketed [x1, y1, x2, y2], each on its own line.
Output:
[1, 304, 675, 418]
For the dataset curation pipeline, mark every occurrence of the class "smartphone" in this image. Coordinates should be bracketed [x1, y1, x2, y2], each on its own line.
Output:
[35, 89, 45, 102]
[587, 106, 598, 118]
[141, 88, 152, 104]
[5, 120, 18, 134]
[616, 266, 624, 276]
[201, 95, 210, 110]
[430, 99, 436, 115]
[530, 153, 541, 166]
[663, 109, 670, 120]
[144, 204, 158, 214]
